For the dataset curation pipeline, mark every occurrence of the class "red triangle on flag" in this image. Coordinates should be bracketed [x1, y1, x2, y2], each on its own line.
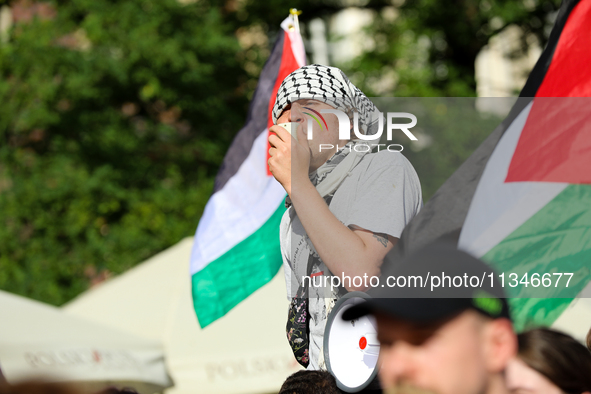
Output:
[505, 0, 591, 184]
[266, 31, 301, 176]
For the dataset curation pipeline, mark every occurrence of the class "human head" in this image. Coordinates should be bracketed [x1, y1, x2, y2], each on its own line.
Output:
[587, 326, 591, 352]
[278, 370, 343, 394]
[272, 64, 383, 171]
[343, 242, 516, 394]
[506, 327, 591, 394]
[0, 381, 80, 394]
[374, 310, 515, 394]
[96, 388, 139, 394]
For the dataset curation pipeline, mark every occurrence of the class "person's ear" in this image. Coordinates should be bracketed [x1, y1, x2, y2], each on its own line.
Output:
[483, 318, 517, 373]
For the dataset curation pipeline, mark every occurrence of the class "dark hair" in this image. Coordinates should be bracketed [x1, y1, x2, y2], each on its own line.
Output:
[587, 326, 591, 352]
[517, 328, 591, 394]
[96, 388, 138, 394]
[279, 370, 343, 394]
[0, 381, 80, 394]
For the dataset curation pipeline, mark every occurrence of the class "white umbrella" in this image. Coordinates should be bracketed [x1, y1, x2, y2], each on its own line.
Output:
[0, 290, 172, 393]
[551, 282, 591, 343]
[63, 237, 301, 394]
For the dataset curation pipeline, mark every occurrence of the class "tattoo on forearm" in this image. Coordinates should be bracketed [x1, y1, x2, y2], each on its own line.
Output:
[373, 233, 388, 248]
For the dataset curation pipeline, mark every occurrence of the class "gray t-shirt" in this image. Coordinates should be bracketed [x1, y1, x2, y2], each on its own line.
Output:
[280, 150, 422, 370]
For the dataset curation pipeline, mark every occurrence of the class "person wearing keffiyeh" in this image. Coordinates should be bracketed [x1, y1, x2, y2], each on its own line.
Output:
[268, 64, 423, 372]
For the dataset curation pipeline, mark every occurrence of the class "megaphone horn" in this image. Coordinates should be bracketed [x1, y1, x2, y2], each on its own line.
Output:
[324, 291, 380, 393]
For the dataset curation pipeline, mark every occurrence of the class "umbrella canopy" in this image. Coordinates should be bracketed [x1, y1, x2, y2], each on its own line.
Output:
[63, 237, 301, 394]
[550, 282, 591, 343]
[0, 290, 172, 393]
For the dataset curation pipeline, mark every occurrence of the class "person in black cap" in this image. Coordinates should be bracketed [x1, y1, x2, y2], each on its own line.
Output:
[343, 242, 517, 394]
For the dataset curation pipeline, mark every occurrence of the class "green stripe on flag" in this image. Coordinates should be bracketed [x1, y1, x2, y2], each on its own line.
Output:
[192, 201, 286, 328]
[483, 184, 591, 332]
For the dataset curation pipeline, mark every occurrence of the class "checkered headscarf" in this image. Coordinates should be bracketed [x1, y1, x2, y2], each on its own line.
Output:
[271, 64, 382, 136]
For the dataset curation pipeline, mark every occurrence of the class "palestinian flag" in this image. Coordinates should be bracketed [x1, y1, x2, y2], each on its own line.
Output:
[190, 14, 306, 328]
[391, 0, 591, 332]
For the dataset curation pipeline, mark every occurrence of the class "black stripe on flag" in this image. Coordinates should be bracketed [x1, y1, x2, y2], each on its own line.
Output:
[520, 0, 581, 98]
[213, 31, 285, 194]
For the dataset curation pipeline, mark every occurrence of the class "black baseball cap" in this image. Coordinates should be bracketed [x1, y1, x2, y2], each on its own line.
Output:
[342, 242, 511, 323]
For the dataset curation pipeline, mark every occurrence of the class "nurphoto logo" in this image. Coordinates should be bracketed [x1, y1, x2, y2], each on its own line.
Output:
[304, 109, 418, 152]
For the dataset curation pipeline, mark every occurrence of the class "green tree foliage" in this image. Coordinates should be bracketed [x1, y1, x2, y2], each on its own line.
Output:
[0, 0, 250, 304]
[345, 0, 561, 96]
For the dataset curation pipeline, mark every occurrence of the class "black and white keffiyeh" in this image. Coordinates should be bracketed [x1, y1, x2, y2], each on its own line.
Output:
[273, 65, 384, 202]
[272, 64, 383, 137]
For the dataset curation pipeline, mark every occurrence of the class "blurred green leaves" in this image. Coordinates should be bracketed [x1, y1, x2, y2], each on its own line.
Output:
[0, 0, 248, 305]
[343, 0, 561, 97]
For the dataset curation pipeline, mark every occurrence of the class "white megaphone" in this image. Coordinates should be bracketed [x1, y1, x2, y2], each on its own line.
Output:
[324, 291, 380, 392]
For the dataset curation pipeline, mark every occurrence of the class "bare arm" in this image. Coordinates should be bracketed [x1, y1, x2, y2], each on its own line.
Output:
[289, 178, 397, 291]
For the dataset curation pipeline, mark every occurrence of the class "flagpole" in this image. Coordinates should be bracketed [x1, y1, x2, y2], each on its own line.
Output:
[290, 8, 302, 33]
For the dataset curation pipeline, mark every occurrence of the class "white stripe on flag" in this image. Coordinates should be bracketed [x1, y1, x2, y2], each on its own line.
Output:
[190, 130, 286, 274]
[459, 101, 568, 257]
